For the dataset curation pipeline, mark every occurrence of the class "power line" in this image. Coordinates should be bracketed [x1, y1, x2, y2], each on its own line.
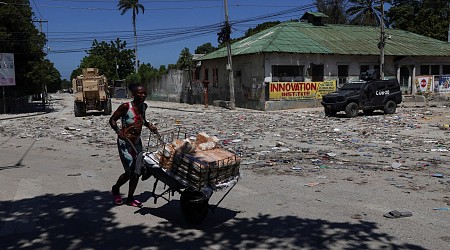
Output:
[32, 0, 45, 19]
[27, 3, 316, 54]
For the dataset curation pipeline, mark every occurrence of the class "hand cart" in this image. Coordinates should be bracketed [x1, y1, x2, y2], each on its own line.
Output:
[142, 127, 241, 224]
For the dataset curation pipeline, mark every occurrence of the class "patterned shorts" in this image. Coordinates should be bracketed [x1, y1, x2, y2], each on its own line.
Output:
[117, 137, 143, 173]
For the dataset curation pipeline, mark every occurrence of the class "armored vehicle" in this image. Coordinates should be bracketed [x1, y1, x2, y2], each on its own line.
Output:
[72, 68, 112, 117]
[321, 70, 402, 118]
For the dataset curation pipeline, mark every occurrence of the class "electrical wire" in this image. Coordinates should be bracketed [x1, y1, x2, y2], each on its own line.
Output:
[4, 2, 316, 54]
[32, 0, 44, 19]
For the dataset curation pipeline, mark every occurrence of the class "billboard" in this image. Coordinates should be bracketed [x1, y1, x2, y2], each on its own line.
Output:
[0, 53, 15, 86]
[414, 76, 433, 93]
[438, 75, 450, 93]
[269, 80, 336, 100]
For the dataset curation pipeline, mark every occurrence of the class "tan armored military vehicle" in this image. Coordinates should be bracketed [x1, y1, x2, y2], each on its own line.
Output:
[72, 68, 112, 117]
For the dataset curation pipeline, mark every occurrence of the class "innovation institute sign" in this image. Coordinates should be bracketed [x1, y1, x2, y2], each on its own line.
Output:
[0, 53, 16, 86]
[269, 80, 336, 100]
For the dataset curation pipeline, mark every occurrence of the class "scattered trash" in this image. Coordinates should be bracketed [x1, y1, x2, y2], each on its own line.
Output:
[383, 210, 413, 219]
[431, 148, 448, 152]
[351, 214, 363, 220]
[391, 162, 402, 169]
[67, 173, 81, 176]
[305, 182, 320, 187]
[438, 124, 450, 130]
[432, 207, 449, 211]
[432, 173, 444, 178]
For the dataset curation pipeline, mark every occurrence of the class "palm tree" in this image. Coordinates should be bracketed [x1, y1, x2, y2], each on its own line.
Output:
[346, 0, 382, 26]
[118, 0, 144, 73]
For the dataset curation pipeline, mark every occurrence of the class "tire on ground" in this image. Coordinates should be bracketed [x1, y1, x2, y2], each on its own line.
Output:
[324, 107, 337, 117]
[103, 99, 112, 115]
[74, 102, 84, 117]
[384, 100, 397, 114]
[180, 189, 209, 224]
[345, 102, 359, 118]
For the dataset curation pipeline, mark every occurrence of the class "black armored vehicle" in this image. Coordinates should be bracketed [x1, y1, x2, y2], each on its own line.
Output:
[321, 70, 402, 117]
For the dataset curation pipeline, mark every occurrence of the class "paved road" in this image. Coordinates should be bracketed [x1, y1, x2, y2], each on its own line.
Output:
[0, 93, 449, 249]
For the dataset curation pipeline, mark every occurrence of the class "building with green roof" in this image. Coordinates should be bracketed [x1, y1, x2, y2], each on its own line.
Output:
[195, 12, 450, 110]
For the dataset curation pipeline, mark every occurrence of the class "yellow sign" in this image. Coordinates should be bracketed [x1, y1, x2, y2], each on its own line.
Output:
[269, 80, 336, 100]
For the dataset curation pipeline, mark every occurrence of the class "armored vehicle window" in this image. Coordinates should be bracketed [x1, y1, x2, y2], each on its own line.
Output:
[340, 82, 364, 90]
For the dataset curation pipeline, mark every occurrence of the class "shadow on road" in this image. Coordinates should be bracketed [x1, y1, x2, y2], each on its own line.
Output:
[0, 139, 37, 171]
[0, 190, 426, 249]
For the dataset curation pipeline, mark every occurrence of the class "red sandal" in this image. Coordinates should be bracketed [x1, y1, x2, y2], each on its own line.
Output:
[126, 199, 143, 208]
[112, 193, 123, 205]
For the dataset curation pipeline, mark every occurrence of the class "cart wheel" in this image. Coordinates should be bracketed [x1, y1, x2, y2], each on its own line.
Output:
[180, 189, 209, 224]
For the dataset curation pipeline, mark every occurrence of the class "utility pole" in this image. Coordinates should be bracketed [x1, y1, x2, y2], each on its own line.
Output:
[224, 0, 236, 110]
[33, 19, 49, 110]
[379, 0, 385, 80]
[33, 18, 48, 33]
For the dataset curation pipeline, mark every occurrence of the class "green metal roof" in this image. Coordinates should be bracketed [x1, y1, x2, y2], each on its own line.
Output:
[198, 21, 450, 60]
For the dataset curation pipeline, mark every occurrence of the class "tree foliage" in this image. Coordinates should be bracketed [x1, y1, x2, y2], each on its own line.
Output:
[176, 47, 193, 70]
[346, 0, 383, 26]
[387, 0, 450, 41]
[158, 65, 168, 75]
[73, 38, 135, 81]
[0, 0, 61, 97]
[244, 21, 281, 37]
[315, 0, 349, 24]
[195, 43, 216, 54]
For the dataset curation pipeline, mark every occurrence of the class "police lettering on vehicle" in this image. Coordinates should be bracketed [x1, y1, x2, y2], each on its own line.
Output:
[376, 90, 389, 95]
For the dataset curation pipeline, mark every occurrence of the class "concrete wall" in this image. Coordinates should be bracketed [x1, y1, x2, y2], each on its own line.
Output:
[147, 69, 204, 104]
[147, 69, 185, 102]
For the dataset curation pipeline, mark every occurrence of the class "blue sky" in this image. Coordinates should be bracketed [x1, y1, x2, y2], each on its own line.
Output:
[31, 0, 316, 80]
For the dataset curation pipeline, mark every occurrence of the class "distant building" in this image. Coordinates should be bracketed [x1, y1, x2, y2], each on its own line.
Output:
[195, 12, 450, 110]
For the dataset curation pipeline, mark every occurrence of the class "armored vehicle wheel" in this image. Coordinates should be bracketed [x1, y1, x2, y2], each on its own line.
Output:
[180, 189, 209, 224]
[74, 102, 84, 117]
[103, 99, 112, 115]
[384, 100, 397, 114]
[363, 109, 374, 115]
[345, 102, 359, 118]
[324, 107, 336, 117]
